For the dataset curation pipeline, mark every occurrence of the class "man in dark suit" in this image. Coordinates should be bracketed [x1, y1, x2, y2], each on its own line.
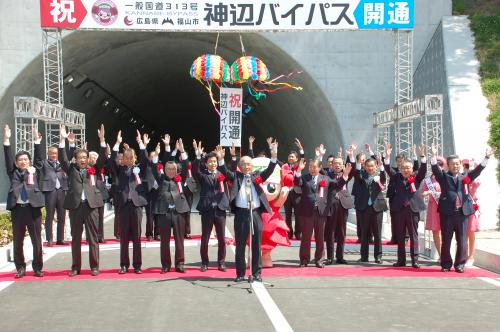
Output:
[385, 145, 419, 244]
[323, 155, 355, 265]
[192, 140, 230, 272]
[216, 142, 278, 283]
[151, 138, 190, 273]
[89, 150, 110, 244]
[431, 145, 495, 272]
[384, 144, 427, 268]
[108, 129, 149, 274]
[283, 138, 305, 240]
[3, 125, 45, 278]
[350, 145, 376, 243]
[294, 155, 351, 268]
[109, 152, 123, 240]
[59, 125, 105, 277]
[144, 146, 161, 241]
[34, 131, 68, 246]
[351, 152, 388, 264]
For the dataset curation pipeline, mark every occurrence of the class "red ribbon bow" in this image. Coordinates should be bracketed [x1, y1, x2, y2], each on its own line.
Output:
[292, 165, 298, 172]
[173, 175, 183, 193]
[157, 163, 164, 171]
[318, 179, 327, 198]
[254, 176, 263, 185]
[473, 203, 479, 211]
[463, 175, 471, 195]
[217, 174, 225, 192]
[319, 180, 327, 187]
[407, 176, 416, 193]
[87, 167, 96, 175]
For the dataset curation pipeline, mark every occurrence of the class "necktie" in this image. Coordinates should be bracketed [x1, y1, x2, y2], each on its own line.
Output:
[367, 176, 374, 206]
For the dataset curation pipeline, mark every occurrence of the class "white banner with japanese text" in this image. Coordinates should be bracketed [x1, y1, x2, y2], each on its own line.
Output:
[219, 87, 242, 147]
[40, 0, 414, 31]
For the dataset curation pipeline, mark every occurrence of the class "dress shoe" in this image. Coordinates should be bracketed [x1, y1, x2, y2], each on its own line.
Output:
[336, 259, 348, 265]
[200, 264, 208, 272]
[98, 239, 106, 244]
[119, 266, 128, 274]
[324, 259, 333, 265]
[412, 263, 420, 269]
[358, 258, 369, 263]
[375, 258, 383, 264]
[455, 267, 464, 273]
[253, 275, 262, 282]
[115, 236, 120, 240]
[56, 240, 67, 245]
[315, 261, 325, 268]
[154, 235, 160, 241]
[393, 262, 406, 267]
[175, 264, 185, 273]
[387, 240, 397, 245]
[15, 268, 25, 279]
[33, 270, 44, 278]
[91, 268, 99, 276]
[68, 269, 80, 277]
[299, 261, 308, 267]
[147, 236, 153, 242]
[160, 267, 170, 274]
[134, 268, 142, 274]
[184, 234, 192, 239]
[234, 276, 245, 283]
[441, 268, 450, 272]
[356, 239, 361, 244]
[47, 240, 53, 247]
[218, 263, 227, 272]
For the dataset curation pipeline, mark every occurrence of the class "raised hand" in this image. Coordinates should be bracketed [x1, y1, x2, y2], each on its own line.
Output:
[364, 143, 371, 152]
[418, 144, 425, 157]
[486, 147, 496, 158]
[294, 138, 303, 150]
[350, 143, 358, 152]
[175, 139, 180, 151]
[155, 142, 161, 155]
[3, 124, 11, 142]
[343, 162, 352, 176]
[346, 145, 354, 158]
[376, 152, 383, 165]
[248, 136, 255, 148]
[178, 138, 185, 153]
[67, 132, 75, 145]
[97, 124, 105, 143]
[106, 143, 111, 156]
[136, 130, 142, 144]
[142, 133, 150, 146]
[412, 144, 417, 157]
[83, 142, 88, 151]
[193, 140, 204, 156]
[115, 130, 123, 146]
[229, 142, 236, 157]
[318, 144, 326, 156]
[123, 142, 129, 150]
[337, 147, 343, 158]
[430, 143, 437, 157]
[32, 125, 42, 142]
[266, 137, 273, 147]
[385, 143, 392, 158]
[215, 145, 225, 160]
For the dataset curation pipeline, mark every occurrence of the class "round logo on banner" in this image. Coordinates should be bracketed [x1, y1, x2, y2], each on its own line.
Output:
[91, 0, 119, 26]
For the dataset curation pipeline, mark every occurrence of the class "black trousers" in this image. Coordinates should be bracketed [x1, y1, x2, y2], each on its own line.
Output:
[389, 209, 397, 242]
[145, 190, 159, 237]
[200, 207, 226, 265]
[325, 201, 348, 260]
[356, 209, 374, 241]
[11, 205, 43, 271]
[234, 208, 263, 278]
[393, 207, 419, 264]
[44, 189, 66, 242]
[113, 201, 120, 238]
[440, 211, 468, 270]
[300, 208, 326, 263]
[360, 206, 383, 260]
[68, 202, 99, 271]
[185, 211, 191, 235]
[157, 211, 185, 268]
[119, 201, 142, 269]
[284, 194, 301, 238]
[97, 206, 104, 242]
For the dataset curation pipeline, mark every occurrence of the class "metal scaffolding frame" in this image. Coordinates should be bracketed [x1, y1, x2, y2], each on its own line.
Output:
[14, 97, 85, 153]
[42, 28, 64, 107]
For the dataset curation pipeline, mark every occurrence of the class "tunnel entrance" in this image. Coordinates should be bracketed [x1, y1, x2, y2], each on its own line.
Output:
[2, 31, 343, 157]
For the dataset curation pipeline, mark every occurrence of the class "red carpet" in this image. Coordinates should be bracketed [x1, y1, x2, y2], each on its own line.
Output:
[43, 236, 396, 247]
[1, 265, 497, 282]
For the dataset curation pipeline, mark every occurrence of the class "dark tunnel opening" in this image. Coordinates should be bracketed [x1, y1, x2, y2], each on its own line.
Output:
[1, 31, 343, 160]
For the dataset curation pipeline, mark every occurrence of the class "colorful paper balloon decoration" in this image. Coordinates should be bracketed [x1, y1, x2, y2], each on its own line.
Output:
[189, 54, 231, 115]
[230, 55, 303, 102]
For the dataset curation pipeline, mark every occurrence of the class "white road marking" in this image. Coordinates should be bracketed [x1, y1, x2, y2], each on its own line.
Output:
[225, 225, 294, 332]
[0, 281, 14, 292]
[477, 277, 500, 287]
